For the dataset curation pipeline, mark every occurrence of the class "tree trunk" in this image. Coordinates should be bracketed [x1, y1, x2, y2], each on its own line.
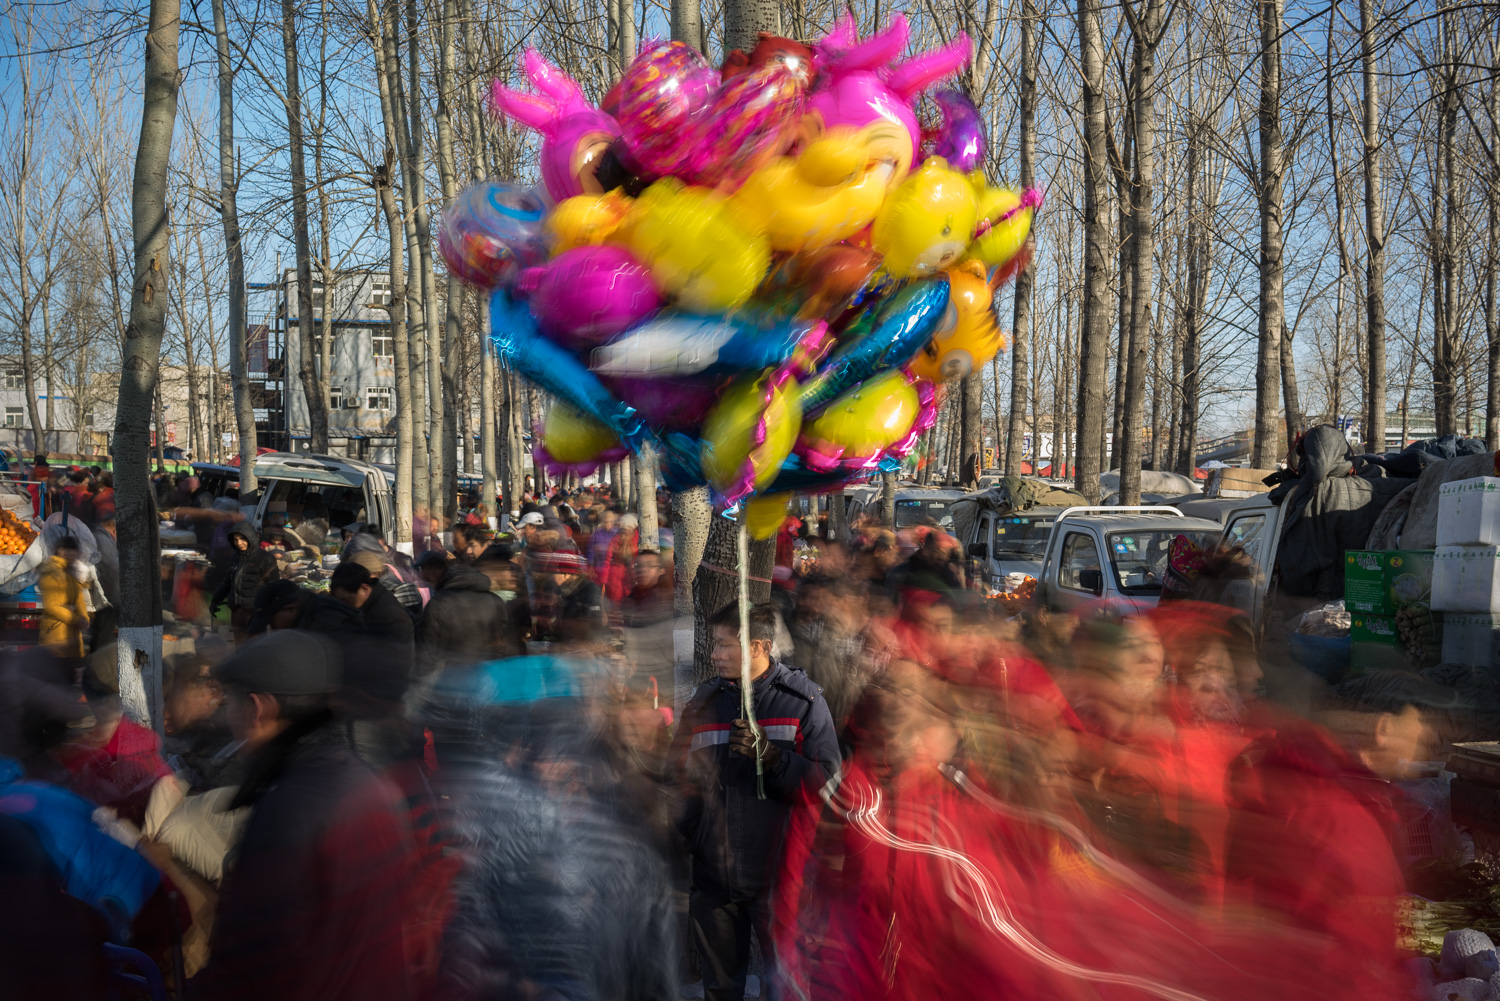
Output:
[1074, 0, 1111, 503]
[116, 0, 179, 736]
[692, 515, 774, 681]
[1252, 0, 1286, 467]
[459, 0, 497, 515]
[213, 0, 258, 496]
[671, 0, 704, 52]
[724, 0, 778, 55]
[435, 0, 463, 522]
[1280, 322, 1301, 451]
[1004, 0, 1036, 477]
[281, 0, 326, 455]
[673, 485, 710, 616]
[636, 443, 658, 549]
[1433, 24, 1461, 437]
[1488, 100, 1500, 449]
[41, 295, 53, 450]
[1360, 0, 1387, 454]
[370, 0, 414, 544]
[881, 468, 897, 525]
[960, 371, 982, 486]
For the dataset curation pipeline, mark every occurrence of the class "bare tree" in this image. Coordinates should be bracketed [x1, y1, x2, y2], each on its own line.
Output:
[1360, 0, 1388, 453]
[1074, 0, 1111, 502]
[116, 0, 181, 735]
[1005, 0, 1038, 477]
[1252, 0, 1286, 466]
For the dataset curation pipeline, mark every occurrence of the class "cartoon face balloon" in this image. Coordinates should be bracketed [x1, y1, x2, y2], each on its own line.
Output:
[438, 181, 548, 288]
[615, 42, 718, 178]
[621, 180, 771, 313]
[907, 260, 1004, 383]
[870, 158, 979, 278]
[492, 50, 620, 202]
[545, 191, 633, 252]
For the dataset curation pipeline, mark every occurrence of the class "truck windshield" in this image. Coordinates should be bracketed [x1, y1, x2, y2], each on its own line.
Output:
[992, 516, 1054, 557]
[1106, 530, 1216, 594]
[895, 498, 955, 530]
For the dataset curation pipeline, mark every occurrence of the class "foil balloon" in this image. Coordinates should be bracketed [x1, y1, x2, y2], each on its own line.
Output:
[721, 33, 815, 85]
[907, 260, 1005, 383]
[535, 402, 629, 476]
[438, 181, 548, 289]
[615, 42, 718, 177]
[802, 15, 973, 180]
[599, 374, 729, 432]
[515, 245, 661, 349]
[778, 243, 885, 318]
[797, 274, 952, 415]
[701, 371, 803, 502]
[544, 191, 632, 252]
[589, 314, 830, 381]
[490, 289, 643, 447]
[492, 51, 620, 202]
[742, 492, 793, 540]
[871, 158, 980, 278]
[924, 89, 987, 173]
[799, 369, 936, 472]
[971, 185, 1044, 271]
[731, 146, 892, 253]
[687, 63, 805, 190]
[621, 180, 771, 312]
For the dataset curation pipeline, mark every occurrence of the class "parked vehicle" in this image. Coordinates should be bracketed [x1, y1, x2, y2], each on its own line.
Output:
[843, 483, 970, 532]
[951, 477, 1088, 590]
[1036, 506, 1223, 614]
[251, 453, 396, 546]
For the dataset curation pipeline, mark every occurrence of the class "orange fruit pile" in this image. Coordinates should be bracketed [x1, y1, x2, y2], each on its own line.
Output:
[0, 508, 37, 556]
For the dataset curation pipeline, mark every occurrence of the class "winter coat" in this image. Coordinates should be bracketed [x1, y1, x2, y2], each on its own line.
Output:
[38, 555, 87, 657]
[91, 526, 120, 610]
[669, 661, 839, 898]
[195, 713, 415, 1001]
[417, 564, 507, 671]
[215, 522, 280, 610]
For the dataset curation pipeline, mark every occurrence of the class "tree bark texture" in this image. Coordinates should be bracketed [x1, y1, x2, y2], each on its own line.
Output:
[1251, 0, 1286, 468]
[1074, 0, 1110, 503]
[116, 0, 180, 735]
[1360, 0, 1387, 454]
[1005, 0, 1037, 478]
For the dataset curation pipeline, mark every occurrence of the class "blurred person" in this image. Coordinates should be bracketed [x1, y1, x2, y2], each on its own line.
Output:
[417, 550, 508, 673]
[1019, 602, 1079, 671]
[90, 512, 119, 654]
[600, 512, 639, 603]
[247, 579, 309, 636]
[588, 506, 620, 572]
[516, 510, 545, 548]
[787, 575, 868, 729]
[423, 656, 678, 1001]
[339, 554, 417, 652]
[889, 588, 959, 670]
[528, 550, 604, 648]
[211, 522, 281, 642]
[62, 469, 94, 526]
[885, 527, 963, 598]
[344, 523, 423, 611]
[475, 546, 529, 659]
[450, 522, 488, 564]
[195, 631, 415, 1001]
[619, 549, 674, 676]
[669, 602, 838, 1001]
[39, 535, 89, 660]
[0, 647, 95, 780]
[90, 469, 115, 523]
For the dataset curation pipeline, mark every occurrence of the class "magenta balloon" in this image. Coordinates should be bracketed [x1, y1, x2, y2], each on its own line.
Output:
[600, 373, 727, 431]
[615, 42, 718, 176]
[516, 246, 662, 349]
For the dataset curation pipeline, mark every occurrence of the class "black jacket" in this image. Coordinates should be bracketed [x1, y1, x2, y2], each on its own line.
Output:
[418, 564, 506, 671]
[668, 661, 839, 898]
[214, 522, 280, 609]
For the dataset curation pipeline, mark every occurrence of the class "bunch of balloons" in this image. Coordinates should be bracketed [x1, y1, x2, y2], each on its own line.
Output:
[441, 15, 1042, 537]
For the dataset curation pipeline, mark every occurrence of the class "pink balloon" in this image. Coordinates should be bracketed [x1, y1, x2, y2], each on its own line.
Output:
[516, 246, 662, 349]
[600, 374, 728, 432]
[615, 42, 719, 177]
[492, 50, 620, 202]
[685, 63, 805, 190]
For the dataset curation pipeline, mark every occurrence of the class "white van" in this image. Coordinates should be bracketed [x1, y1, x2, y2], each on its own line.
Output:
[251, 452, 396, 546]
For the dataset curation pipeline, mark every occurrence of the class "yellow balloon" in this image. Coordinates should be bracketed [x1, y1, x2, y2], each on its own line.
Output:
[733, 147, 893, 254]
[870, 158, 979, 278]
[907, 260, 1006, 383]
[743, 493, 793, 540]
[803, 370, 921, 458]
[970, 184, 1035, 270]
[546, 190, 632, 253]
[701, 373, 802, 496]
[619, 180, 771, 313]
[797, 120, 916, 188]
[542, 403, 620, 464]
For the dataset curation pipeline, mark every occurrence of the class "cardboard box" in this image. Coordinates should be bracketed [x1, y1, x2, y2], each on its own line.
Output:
[1350, 613, 1407, 675]
[1344, 550, 1434, 614]
[1433, 545, 1500, 613]
[1438, 477, 1500, 547]
[1204, 467, 1275, 499]
[1442, 612, 1500, 668]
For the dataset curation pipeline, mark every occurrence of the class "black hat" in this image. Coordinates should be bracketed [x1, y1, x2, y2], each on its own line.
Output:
[214, 630, 341, 696]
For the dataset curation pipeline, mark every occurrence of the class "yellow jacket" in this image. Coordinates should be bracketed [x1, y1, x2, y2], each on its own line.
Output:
[39, 555, 88, 657]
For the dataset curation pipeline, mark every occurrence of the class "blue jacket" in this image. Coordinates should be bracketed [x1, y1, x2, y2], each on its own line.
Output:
[669, 661, 839, 898]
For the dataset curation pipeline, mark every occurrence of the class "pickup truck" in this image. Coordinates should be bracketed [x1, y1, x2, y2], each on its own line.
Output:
[1036, 506, 1224, 613]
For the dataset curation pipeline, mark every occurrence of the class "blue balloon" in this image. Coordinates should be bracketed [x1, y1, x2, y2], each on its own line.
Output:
[588, 313, 829, 381]
[760, 453, 902, 496]
[796, 276, 952, 416]
[489, 289, 645, 447]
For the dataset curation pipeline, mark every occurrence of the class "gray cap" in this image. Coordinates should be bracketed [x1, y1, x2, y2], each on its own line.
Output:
[213, 630, 341, 696]
[518, 511, 545, 527]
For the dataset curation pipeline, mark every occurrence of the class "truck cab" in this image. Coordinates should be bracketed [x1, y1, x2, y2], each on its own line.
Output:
[1038, 506, 1224, 614]
[1216, 493, 1280, 629]
[961, 506, 1064, 588]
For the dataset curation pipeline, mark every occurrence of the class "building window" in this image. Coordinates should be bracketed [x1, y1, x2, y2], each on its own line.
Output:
[366, 386, 392, 411]
[329, 388, 344, 410]
[82, 409, 94, 428]
[371, 279, 391, 305]
[4, 408, 22, 428]
[2, 369, 21, 390]
[372, 333, 394, 365]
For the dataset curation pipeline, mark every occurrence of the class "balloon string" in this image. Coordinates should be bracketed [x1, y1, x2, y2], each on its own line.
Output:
[738, 518, 765, 800]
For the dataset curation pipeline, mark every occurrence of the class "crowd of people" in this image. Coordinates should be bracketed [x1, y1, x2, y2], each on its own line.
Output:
[0, 476, 1450, 1001]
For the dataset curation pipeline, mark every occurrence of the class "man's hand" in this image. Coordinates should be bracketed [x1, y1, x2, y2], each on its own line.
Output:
[728, 718, 781, 769]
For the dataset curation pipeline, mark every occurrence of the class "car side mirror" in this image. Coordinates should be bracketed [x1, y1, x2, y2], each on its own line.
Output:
[967, 542, 988, 559]
[1079, 568, 1104, 595]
